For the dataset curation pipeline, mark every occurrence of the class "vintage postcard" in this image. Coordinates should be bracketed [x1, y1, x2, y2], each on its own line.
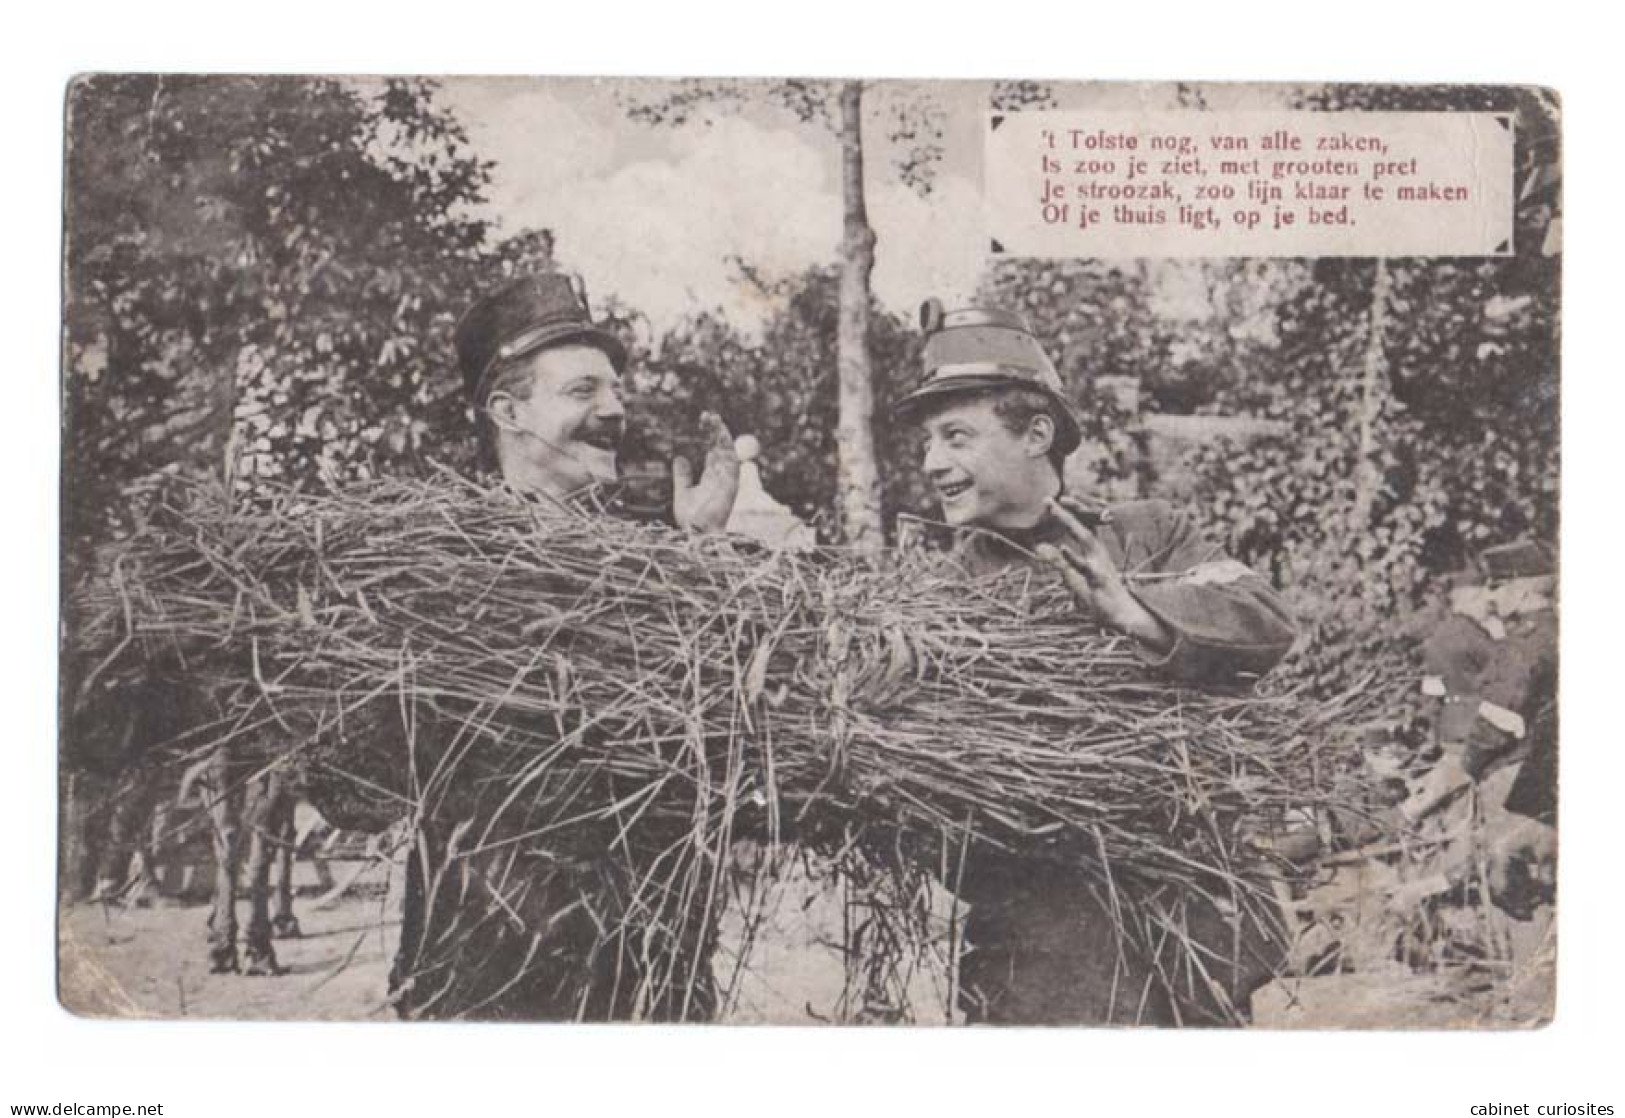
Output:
[58, 77, 1559, 1026]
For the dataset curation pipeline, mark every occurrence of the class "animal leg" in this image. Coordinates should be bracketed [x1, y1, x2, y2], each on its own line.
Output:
[271, 809, 302, 940]
[240, 773, 287, 975]
[202, 749, 242, 974]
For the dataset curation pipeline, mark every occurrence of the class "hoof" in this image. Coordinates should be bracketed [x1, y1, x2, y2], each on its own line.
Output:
[271, 914, 303, 940]
[243, 944, 286, 976]
[125, 882, 165, 909]
[208, 945, 241, 974]
[142, 893, 187, 911]
[88, 879, 134, 907]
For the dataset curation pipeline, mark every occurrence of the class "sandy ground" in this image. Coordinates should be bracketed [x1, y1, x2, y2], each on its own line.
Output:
[59, 876, 402, 1022]
[57, 858, 956, 1024]
[61, 852, 1547, 1027]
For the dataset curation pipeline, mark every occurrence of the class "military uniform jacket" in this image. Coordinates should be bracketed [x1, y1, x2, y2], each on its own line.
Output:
[949, 496, 1297, 688]
[944, 495, 1298, 1024]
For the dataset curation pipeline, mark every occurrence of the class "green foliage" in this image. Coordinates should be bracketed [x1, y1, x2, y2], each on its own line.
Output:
[1182, 88, 1559, 695]
[1181, 250, 1557, 694]
[62, 75, 532, 562]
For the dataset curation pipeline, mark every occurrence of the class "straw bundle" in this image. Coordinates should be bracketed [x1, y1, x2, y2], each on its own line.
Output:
[67, 474, 1377, 1022]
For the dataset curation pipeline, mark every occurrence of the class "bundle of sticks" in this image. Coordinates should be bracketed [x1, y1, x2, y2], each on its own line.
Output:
[66, 474, 1382, 1021]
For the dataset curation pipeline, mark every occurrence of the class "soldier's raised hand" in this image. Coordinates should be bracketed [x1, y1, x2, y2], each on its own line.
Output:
[672, 411, 741, 533]
[1037, 497, 1173, 654]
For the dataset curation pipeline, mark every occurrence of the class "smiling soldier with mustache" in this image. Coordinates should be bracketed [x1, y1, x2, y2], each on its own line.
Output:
[895, 298, 1299, 1025]
[387, 274, 740, 1022]
[463, 273, 739, 529]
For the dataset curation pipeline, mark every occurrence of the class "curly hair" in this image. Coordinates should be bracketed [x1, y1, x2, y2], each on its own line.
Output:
[986, 385, 1071, 476]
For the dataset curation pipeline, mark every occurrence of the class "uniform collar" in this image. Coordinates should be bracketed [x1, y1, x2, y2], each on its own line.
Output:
[957, 491, 1113, 569]
[977, 489, 1110, 546]
[960, 505, 1066, 567]
[981, 514, 1069, 553]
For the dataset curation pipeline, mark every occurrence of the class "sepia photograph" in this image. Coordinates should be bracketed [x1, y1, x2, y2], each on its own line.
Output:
[55, 75, 1560, 1031]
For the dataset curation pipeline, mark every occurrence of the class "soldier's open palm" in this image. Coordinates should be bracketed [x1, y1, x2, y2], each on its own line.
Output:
[672, 411, 741, 532]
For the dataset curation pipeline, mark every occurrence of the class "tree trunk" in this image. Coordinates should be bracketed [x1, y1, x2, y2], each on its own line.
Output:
[1353, 257, 1392, 568]
[214, 340, 242, 491]
[835, 81, 884, 550]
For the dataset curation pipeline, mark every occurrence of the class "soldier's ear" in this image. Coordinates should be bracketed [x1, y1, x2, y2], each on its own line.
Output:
[1025, 413, 1056, 459]
[485, 391, 522, 433]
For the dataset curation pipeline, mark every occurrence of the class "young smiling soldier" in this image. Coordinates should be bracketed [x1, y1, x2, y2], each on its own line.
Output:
[895, 298, 1299, 1025]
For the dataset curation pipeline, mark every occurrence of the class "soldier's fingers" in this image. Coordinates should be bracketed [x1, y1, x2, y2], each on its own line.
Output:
[1046, 497, 1105, 554]
[1058, 544, 1110, 588]
[706, 432, 741, 471]
[708, 449, 741, 481]
[1038, 544, 1098, 604]
[672, 455, 694, 491]
[1058, 495, 1104, 525]
[1038, 541, 1092, 581]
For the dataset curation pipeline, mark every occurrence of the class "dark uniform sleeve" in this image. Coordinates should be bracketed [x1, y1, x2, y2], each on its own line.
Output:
[1103, 500, 1298, 687]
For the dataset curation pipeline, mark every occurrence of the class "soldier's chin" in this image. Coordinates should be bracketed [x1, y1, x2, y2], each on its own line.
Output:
[938, 496, 977, 526]
[575, 443, 620, 483]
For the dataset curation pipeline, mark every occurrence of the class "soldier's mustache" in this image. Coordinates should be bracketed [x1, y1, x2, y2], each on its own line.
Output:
[575, 419, 625, 450]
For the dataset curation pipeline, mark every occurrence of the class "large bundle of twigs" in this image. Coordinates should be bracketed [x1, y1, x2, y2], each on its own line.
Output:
[67, 474, 1378, 1022]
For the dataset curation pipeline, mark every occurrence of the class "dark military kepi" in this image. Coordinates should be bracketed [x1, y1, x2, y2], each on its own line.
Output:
[454, 272, 628, 411]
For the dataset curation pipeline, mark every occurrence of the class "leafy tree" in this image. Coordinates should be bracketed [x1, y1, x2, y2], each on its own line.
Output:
[60, 74, 560, 901]
[1176, 85, 1561, 694]
[62, 75, 510, 567]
